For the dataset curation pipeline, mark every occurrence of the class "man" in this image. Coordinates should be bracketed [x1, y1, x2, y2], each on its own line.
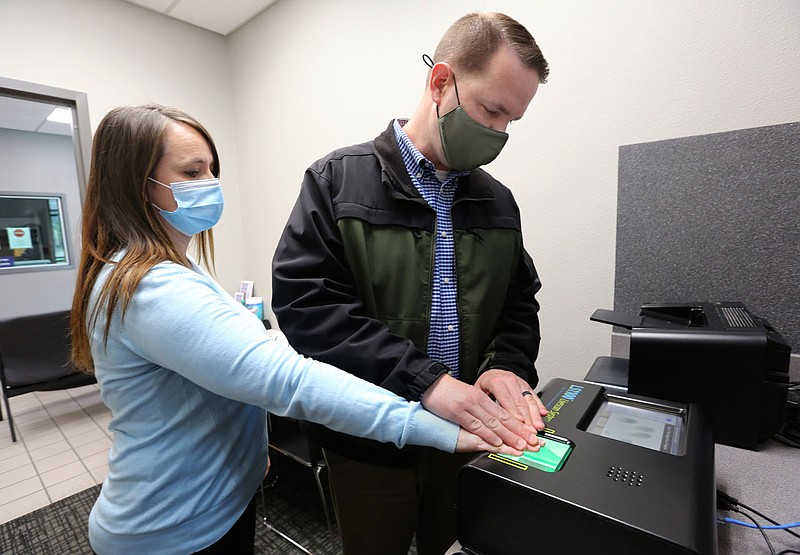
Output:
[272, 12, 549, 555]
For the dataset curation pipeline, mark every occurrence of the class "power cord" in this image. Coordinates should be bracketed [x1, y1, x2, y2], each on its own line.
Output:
[718, 489, 800, 554]
[729, 508, 776, 555]
[717, 491, 800, 542]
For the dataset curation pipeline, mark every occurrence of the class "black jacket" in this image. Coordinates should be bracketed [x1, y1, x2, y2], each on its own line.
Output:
[271, 121, 542, 465]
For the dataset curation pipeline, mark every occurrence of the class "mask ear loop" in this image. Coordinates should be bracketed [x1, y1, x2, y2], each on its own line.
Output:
[147, 177, 170, 189]
[422, 54, 461, 118]
[147, 176, 176, 213]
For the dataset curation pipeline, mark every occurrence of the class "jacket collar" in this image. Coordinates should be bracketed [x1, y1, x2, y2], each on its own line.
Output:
[373, 120, 496, 203]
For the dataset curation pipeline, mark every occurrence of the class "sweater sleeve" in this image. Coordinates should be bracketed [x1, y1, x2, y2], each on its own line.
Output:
[114, 262, 458, 453]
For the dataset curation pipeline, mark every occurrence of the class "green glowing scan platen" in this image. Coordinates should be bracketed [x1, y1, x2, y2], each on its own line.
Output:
[497, 433, 574, 472]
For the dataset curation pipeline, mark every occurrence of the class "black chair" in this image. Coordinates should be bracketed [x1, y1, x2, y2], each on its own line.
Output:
[259, 414, 336, 553]
[0, 310, 96, 442]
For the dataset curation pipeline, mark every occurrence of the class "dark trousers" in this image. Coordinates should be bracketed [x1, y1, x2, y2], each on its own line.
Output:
[324, 447, 473, 555]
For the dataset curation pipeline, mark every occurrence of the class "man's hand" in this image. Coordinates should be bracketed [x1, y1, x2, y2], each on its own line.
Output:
[475, 369, 548, 430]
[421, 374, 543, 452]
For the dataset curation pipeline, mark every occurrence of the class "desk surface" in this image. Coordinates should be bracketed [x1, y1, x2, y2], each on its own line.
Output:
[448, 439, 799, 555]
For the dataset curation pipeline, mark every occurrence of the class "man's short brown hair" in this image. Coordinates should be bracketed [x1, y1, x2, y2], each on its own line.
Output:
[432, 12, 549, 83]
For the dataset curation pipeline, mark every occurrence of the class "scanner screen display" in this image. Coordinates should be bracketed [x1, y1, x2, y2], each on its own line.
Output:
[587, 398, 684, 455]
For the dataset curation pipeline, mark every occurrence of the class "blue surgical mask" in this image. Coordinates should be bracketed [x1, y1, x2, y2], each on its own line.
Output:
[148, 177, 224, 236]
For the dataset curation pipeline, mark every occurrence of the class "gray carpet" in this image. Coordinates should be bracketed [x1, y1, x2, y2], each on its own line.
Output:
[0, 453, 343, 555]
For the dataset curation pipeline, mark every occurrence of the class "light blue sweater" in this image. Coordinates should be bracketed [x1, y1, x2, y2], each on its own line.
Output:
[87, 257, 459, 554]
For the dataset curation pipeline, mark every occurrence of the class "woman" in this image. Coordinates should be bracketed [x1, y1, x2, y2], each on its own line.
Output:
[70, 105, 516, 554]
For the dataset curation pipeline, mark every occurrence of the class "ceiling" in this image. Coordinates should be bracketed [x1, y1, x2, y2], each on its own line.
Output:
[0, 0, 278, 136]
[0, 96, 73, 137]
[121, 0, 278, 36]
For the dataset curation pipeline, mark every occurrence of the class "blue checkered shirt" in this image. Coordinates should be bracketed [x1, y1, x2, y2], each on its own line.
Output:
[393, 119, 469, 379]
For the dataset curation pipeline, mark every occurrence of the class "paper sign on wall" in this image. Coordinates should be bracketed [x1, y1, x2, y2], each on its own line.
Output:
[6, 227, 33, 249]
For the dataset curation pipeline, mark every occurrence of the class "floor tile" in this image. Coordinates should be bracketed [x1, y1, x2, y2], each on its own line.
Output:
[33, 449, 79, 475]
[53, 409, 92, 426]
[20, 428, 66, 451]
[1, 452, 31, 473]
[0, 476, 43, 505]
[39, 459, 87, 489]
[67, 427, 111, 456]
[0, 463, 37, 489]
[73, 437, 111, 459]
[91, 416, 113, 436]
[89, 464, 108, 485]
[86, 407, 111, 421]
[12, 408, 50, 424]
[81, 450, 109, 471]
[17, 419, 65, 440]
[47, 472, 96, 503]
[70, 386, 103, 407]
[64, 425, 106, 445]
[0, 440, 27, 462]
[35, 390, 70, 402]
[0, 384, 111, 523]
[0, 489, 50, 525]
[7, 396, 43, 414]
[44, 402, 83, 418]
[27, 439, 73, 462]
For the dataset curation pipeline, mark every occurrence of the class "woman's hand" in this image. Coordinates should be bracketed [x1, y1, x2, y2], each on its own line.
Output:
[454, 428, 543, 455]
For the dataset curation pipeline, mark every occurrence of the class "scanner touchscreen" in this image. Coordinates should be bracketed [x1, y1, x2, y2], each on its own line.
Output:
[586, 396, 684, 455]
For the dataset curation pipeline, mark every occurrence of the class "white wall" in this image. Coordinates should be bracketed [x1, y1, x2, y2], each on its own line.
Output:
[0, 0, 247, 299]
[0, 130, 81, 318]
[228, 0, 800, 383]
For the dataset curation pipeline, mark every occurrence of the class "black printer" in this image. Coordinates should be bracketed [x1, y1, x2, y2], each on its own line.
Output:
[589, 302, 790, 450]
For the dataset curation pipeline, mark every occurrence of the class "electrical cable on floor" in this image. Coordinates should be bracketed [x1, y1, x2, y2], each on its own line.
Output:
[718, 489, 800, 554]
[722, 518, 800, 530]
[728, 507, 776, 555]
[735, 499, 800, 542]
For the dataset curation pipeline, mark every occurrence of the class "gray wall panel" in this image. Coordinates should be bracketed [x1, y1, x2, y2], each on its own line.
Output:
[615, 122, 799, 353]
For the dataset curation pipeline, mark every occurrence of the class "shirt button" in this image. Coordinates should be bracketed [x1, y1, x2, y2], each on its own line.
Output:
[443, 278, 450, 284]
[447, 324, 455, 332]
[440, 231, 447, 237]
[416, 172, 423, 178]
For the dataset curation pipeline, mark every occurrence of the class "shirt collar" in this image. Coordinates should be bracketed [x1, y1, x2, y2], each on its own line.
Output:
[392, 119, 469, 183]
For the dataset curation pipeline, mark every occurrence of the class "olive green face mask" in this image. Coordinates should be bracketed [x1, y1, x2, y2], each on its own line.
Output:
[437, 73, 509, 172]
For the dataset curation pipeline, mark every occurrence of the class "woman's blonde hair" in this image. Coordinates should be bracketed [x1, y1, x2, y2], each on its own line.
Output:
[70, 104, 219, 373]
